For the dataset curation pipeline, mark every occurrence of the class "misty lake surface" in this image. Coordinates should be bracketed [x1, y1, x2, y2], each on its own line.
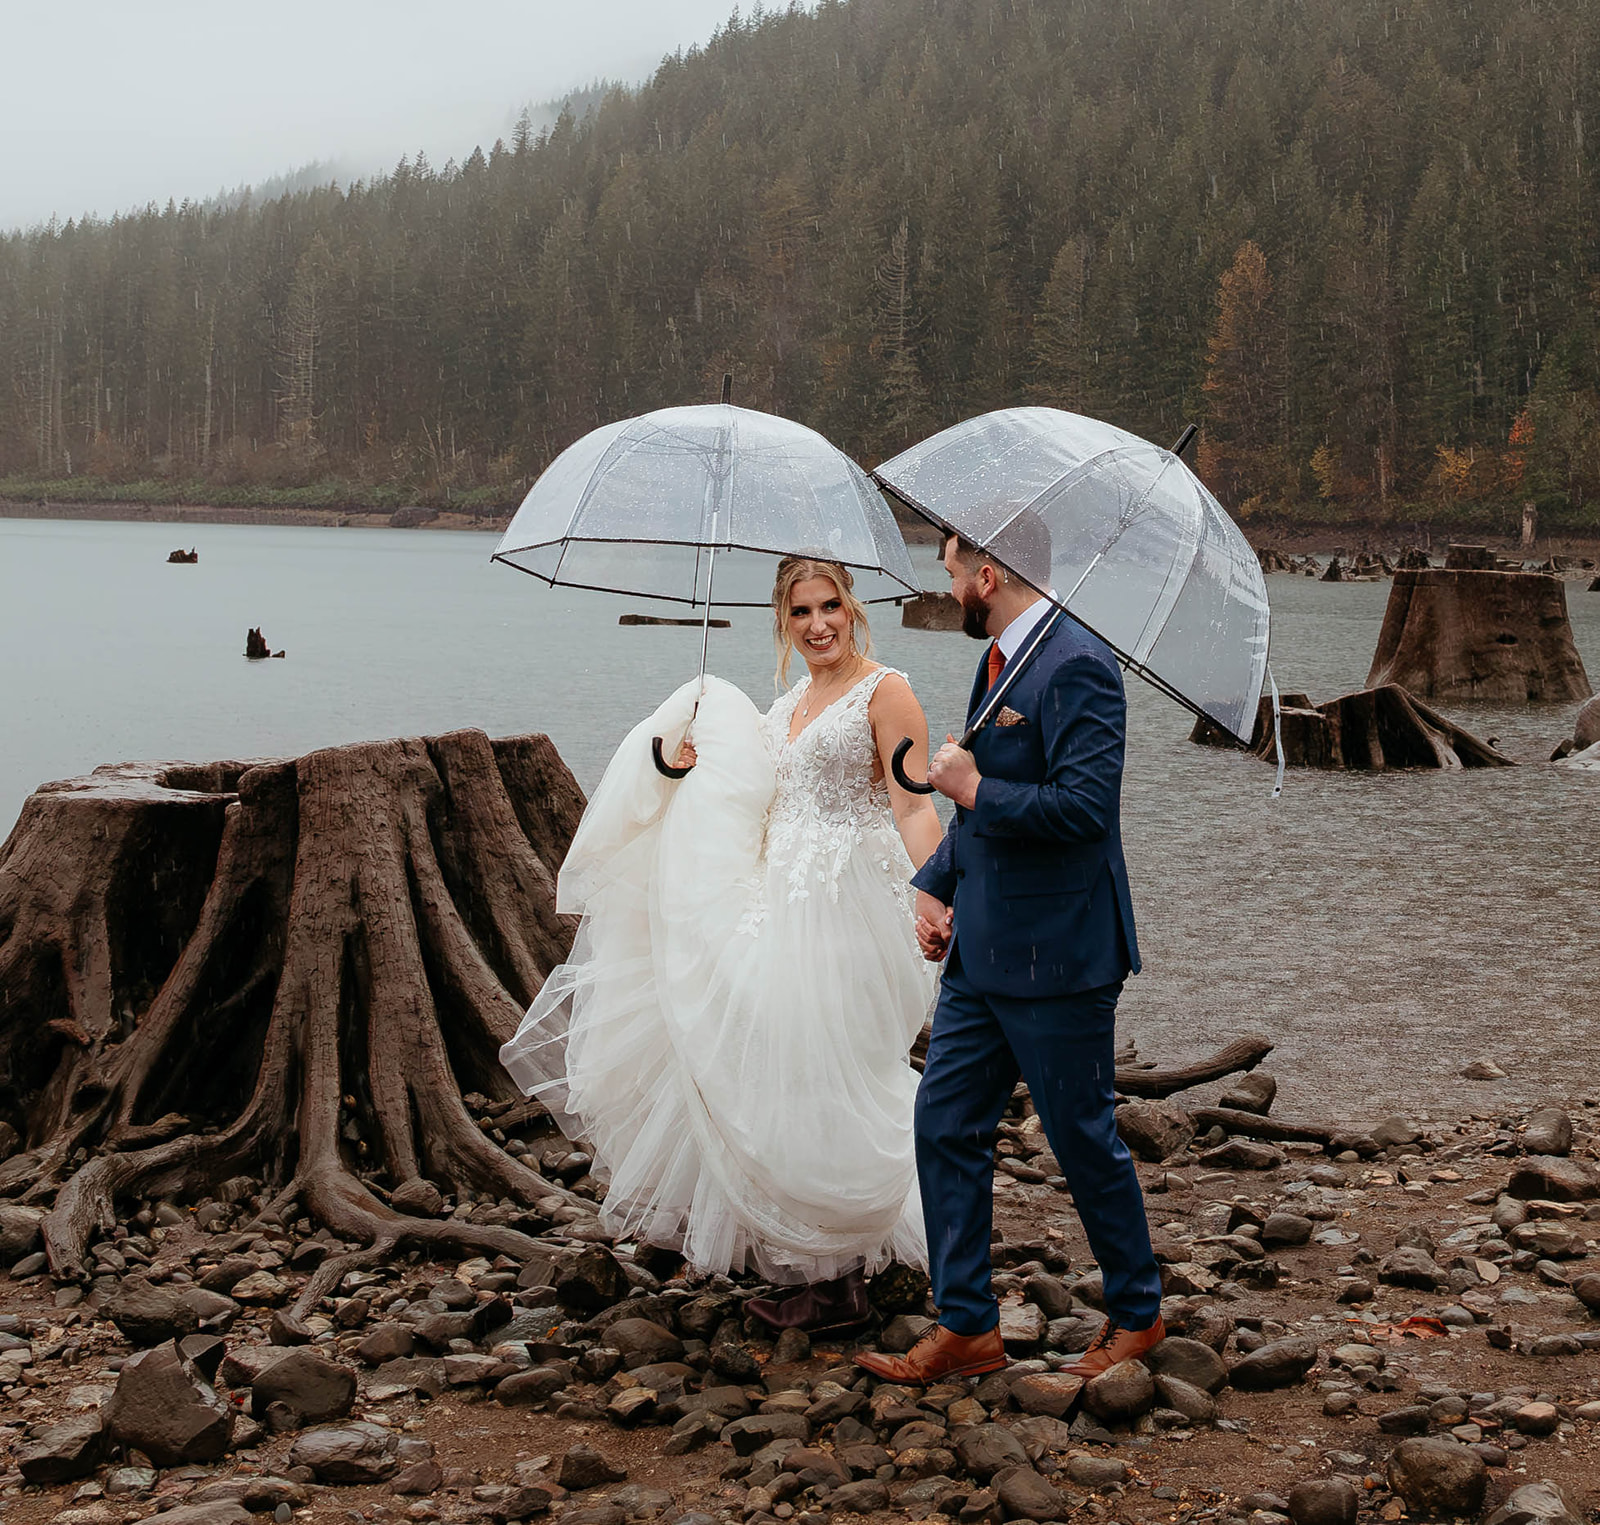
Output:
[3, 516, 1596, 1124]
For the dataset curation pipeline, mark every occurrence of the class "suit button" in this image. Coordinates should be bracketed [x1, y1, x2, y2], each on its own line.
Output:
[955, 868, 966, 879]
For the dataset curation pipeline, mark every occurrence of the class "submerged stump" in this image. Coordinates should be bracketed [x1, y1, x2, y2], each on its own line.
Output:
[1367, 569, 1592, 703]
[900, 592, 965, 631]
[1192, 685, 1513, 770]
[0, 730, 586, 1298]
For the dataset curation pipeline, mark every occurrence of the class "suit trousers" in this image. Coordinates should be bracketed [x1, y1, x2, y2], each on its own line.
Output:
[914, 944, 1163, 1335]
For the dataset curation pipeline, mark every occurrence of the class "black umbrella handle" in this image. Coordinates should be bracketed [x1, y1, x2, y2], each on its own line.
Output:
[652, 736, 693, 779]
[891, 737, 937, 794]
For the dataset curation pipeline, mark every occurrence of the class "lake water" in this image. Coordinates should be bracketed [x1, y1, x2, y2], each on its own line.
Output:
[3, 517, 1596, 1124]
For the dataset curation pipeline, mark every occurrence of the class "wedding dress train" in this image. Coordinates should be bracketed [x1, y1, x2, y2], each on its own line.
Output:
[500, 668, 934, 1282]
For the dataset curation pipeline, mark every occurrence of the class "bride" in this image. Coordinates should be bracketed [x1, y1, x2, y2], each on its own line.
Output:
[500, 555, 942, 1332]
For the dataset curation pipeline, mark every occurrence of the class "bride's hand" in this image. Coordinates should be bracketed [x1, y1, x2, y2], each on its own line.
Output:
[673, 738, 699, 770]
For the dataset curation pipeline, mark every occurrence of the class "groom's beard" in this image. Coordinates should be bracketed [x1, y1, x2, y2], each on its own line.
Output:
[958, 587, 992, 641]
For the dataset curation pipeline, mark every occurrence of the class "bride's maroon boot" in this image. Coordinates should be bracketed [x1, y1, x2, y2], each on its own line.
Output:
[746, 1268, 870, 1335]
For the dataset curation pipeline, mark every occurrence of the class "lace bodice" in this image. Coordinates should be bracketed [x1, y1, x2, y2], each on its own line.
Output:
[756, 666, 909, 906]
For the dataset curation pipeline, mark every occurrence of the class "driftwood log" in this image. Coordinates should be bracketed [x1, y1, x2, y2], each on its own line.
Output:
[1189, 1105, 1377, 1155]
[1367, 568, 1592, 702]
[909, 1026, 1273, 1103]
[0, 731, 586, 1306]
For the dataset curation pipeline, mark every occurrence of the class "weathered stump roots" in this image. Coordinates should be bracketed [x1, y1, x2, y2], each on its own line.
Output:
[0, 730, 587, 1291]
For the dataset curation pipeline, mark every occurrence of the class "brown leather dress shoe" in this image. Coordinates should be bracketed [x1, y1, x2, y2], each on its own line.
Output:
[853, 1323, 1007, 1384]
[746, 1269, 869, 1335]
[1065, 1314, 1166, 1378]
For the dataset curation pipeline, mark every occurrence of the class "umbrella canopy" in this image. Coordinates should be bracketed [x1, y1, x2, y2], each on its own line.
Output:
[873, 407, 1270, 743]
[493, 403, 920, 607]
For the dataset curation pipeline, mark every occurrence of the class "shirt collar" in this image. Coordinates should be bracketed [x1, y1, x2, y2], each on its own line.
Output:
[995, 595, 1054, 662]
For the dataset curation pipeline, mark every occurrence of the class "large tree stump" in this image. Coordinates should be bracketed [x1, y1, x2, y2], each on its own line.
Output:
[1192, 686, 1513, 769]
[0, 731, 586, 1294]
[1367, 569, 1592, 702]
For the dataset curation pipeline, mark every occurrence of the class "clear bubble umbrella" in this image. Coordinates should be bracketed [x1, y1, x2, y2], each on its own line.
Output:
[871, 406, 1272, 787]
[493, 393, 921, 774]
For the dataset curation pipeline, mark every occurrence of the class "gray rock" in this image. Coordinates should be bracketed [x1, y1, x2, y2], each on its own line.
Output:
[389, 1460, 447, 1496]
[998, 1299, 1047, 1353]
[880, 1312, 935, 1352]
[107, 1275, 201, 1345]
[1572, 1273, 1600, 1311]
[1384, 1438, 1487, 1514]
[1220, 1072, 1277, 1114]
[1063, 1451, 1129, 1488]
[17, 1416, 104, 1484]
[1371, 1117, 1421, 1148]
[558, 1445, 629, 1491]
[1146, 1336, 1229, 1393]
[1229, 1338, 1317, 1391]
[1260, 1213, 1313, 1248]
[555, 1246, 628, 1312]
[1508, 1156, 1600, 1202]
[1523, 1108, 1574, 1156]
[1007, 1371, 1085, 1418]
[722, 1412, 810, 1456]
[994, 1465, 1066, 1522]
[249, 1346, 356, 1425]
[1153, 1374, 1219, 1422]
[496, 1365, 568, 1404]
[1115, 1100, 1196, 1162]
[1377, 1406, 1431, 1435]
[147, 1504, 254, 1525]
[390, 1177, 445, 1215]
[826, 1480, 889, 1513]
[1023, 1272, 1077, 1320]
[605, 1317, 685, 1364]
[372, 1355, 448, 1397]
[1380, 1247, 1444, 1290]
[491, 1484, 557, 1520]
[1509, 1221, 1586, 1259]
[104, 1342, 233, 1465]
[0, 1204, 45, 1263]
[355, 1322, 415, 1364]
[954, 1423, 1030, 1480]
[1286, 1479, 1358, 1525]
[1082, 1358, 1156, 1422]
[1483, 1480, 1584, 1525]
[1199, 1139, 1285, 1170]
[288, 1425, 398, 1484]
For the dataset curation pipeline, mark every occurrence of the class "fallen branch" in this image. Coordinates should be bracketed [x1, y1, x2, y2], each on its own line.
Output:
[1113, 1035, 1274, 1098]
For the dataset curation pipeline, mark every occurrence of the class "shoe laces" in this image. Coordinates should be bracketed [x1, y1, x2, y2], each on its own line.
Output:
[1085, 1319, 1125, 1353]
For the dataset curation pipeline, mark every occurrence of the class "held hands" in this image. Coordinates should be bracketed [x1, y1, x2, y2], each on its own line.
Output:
[915, 890, 952, 963]
[927, 735, 980, 809]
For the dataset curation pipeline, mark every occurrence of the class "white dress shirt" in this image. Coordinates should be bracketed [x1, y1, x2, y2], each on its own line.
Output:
[995, 595, 1055, 665]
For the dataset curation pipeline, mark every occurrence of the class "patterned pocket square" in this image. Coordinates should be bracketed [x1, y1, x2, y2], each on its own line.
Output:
[995, 706, 1028, 727]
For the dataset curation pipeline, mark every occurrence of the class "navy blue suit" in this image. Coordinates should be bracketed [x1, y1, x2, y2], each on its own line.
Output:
[910, 610, 1162, 1334]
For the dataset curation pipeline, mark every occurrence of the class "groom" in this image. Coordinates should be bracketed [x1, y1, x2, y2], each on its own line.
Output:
[856, 517, 1164, 1384]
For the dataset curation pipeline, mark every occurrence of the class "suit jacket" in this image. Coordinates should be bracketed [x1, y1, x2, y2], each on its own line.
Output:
[911, 610, 1140, 999]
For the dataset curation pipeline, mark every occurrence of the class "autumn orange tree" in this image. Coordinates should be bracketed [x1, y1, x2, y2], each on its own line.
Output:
[1198, 241, 1287, 513]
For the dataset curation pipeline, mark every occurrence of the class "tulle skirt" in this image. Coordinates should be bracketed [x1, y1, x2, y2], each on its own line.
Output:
[500, 676, 933, 1283]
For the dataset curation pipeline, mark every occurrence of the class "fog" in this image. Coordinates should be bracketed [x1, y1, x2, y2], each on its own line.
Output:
[1, 0, 759, 231]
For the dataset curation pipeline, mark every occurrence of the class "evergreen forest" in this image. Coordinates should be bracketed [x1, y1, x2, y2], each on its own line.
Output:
[3, 0, 1599, 529]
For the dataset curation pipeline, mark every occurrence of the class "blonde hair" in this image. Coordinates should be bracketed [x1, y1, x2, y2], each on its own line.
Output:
[771, 556, 873, 687]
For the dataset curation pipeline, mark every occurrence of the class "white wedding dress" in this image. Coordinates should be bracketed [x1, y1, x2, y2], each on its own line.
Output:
[500, 667, 934, 1283]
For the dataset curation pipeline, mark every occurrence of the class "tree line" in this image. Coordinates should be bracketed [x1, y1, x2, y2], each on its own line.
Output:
[2, 0, 1598, 526]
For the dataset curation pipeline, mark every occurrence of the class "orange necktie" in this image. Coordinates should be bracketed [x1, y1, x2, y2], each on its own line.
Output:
[986, 642, 1004, 690]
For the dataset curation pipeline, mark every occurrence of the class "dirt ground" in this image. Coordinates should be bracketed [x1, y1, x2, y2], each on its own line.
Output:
[4, 1093, 1600, 1525]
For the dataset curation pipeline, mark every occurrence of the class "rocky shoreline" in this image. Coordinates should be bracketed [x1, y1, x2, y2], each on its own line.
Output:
[4, 1094, 1599, 1525]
